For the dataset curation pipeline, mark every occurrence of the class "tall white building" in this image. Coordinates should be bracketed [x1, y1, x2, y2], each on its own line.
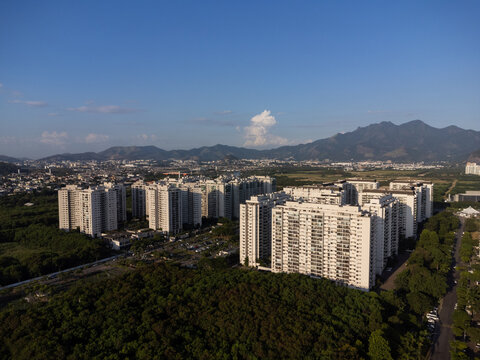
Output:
[147, 184, 183, 234]
[58, 185, 81, 230]
[198, 175, 276, 219]
[131, 180, 147, 218]
[103, 182, 127, 222]
[131, 175, 276, 230]
[466, 162, 480, 176]
[390, 180, 433, 222]
[58, 185, 119, 237]
[361, 195, 400, 274]
[271, 202, 376, 291]
[359, 188, 417, 238]
[179, 183, 202, 228]
[239, 192, 290, 267]
[78, 187, 118, 237]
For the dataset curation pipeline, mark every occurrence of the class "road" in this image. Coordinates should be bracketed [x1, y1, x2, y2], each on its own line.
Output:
[444, 180, 458, 201]
[0, 254, 122, 291]
[380, 250, 412, 291]
[431, 217, 464, 360]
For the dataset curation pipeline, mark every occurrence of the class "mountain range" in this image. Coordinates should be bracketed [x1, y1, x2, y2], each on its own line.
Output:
[468, 149, 480, 163]
[2, 120, 480, 163]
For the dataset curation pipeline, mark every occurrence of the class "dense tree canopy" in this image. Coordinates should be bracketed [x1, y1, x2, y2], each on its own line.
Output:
[394, 212, 458, 315]
[0, 263, 429, 359]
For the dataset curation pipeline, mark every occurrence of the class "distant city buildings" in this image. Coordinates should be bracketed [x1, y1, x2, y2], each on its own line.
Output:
[466, 162, 480, 176]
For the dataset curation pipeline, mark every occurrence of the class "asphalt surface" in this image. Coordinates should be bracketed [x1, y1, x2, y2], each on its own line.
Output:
[431, 217, 465, 360]
[0, 254, 122, 291]
[380, 250, 411, 291]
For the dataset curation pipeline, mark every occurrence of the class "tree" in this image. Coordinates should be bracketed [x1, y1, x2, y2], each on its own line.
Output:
[452, 310, 471, 340]
[449, 340, 469, 360]
[368, 330, 393, 360]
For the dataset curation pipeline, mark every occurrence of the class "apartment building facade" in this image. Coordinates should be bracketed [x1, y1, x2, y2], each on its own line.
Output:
[146, 184, 183, 234]
[58, 184, 119, 237]
[271, 202, 375, 291]
[466, 162, 480, 176]
[239, 192, 290, 267]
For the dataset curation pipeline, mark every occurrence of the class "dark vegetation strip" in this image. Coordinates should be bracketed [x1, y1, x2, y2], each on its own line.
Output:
[0, 191, 110, 286]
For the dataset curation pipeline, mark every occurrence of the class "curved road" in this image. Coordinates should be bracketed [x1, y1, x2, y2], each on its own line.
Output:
[431, 217, 464, 360]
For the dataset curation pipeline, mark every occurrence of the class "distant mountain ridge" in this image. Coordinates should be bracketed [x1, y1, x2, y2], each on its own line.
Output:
[35, 120, 480, 162]
[468, 149, 480, 163]
[0, 155, 22, 163]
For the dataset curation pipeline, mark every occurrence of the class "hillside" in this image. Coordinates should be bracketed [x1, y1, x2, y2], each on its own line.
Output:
[468, 149, 480, 163]
[0, 155, 21, 163]
[0, 162, 18, 176]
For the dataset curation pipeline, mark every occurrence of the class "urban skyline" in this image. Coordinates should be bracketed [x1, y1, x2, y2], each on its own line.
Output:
[1, 1, 480, 158]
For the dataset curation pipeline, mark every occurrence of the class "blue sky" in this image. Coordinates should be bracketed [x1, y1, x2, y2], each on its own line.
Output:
[1, 0, 479, 158]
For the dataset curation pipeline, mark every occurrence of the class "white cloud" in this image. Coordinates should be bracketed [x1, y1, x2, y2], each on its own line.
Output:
[85, 133, 110, 143]
[243, 110, 290, 147]
[9, 99, 48, 107]
[40, 131, 68, 146]
[67, 105, 140, 114]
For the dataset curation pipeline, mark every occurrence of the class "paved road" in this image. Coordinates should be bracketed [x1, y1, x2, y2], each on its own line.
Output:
[431, 218, 464, 360]
[380, 250, 412, 291]
[0, 254, 122, 291]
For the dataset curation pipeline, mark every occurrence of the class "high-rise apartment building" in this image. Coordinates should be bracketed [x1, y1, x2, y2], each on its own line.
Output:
[131, 175, 276, 223]
[358, 188, 418, 238]
[361, 195, 400, 274]
[179, 183, 202, 228]
[466, 162, 480, 176]
[78, 187, 118, 237]
[58, 185, 119, 237]
[146, 184, 183, 234]
[271, 202, 375, 290]
[239, 192, 290, 267]
[58, 185, 81, 230]
[103, 182, 127, 222]
[390, 180, 433, 222]
[131, 180, 147, 218]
